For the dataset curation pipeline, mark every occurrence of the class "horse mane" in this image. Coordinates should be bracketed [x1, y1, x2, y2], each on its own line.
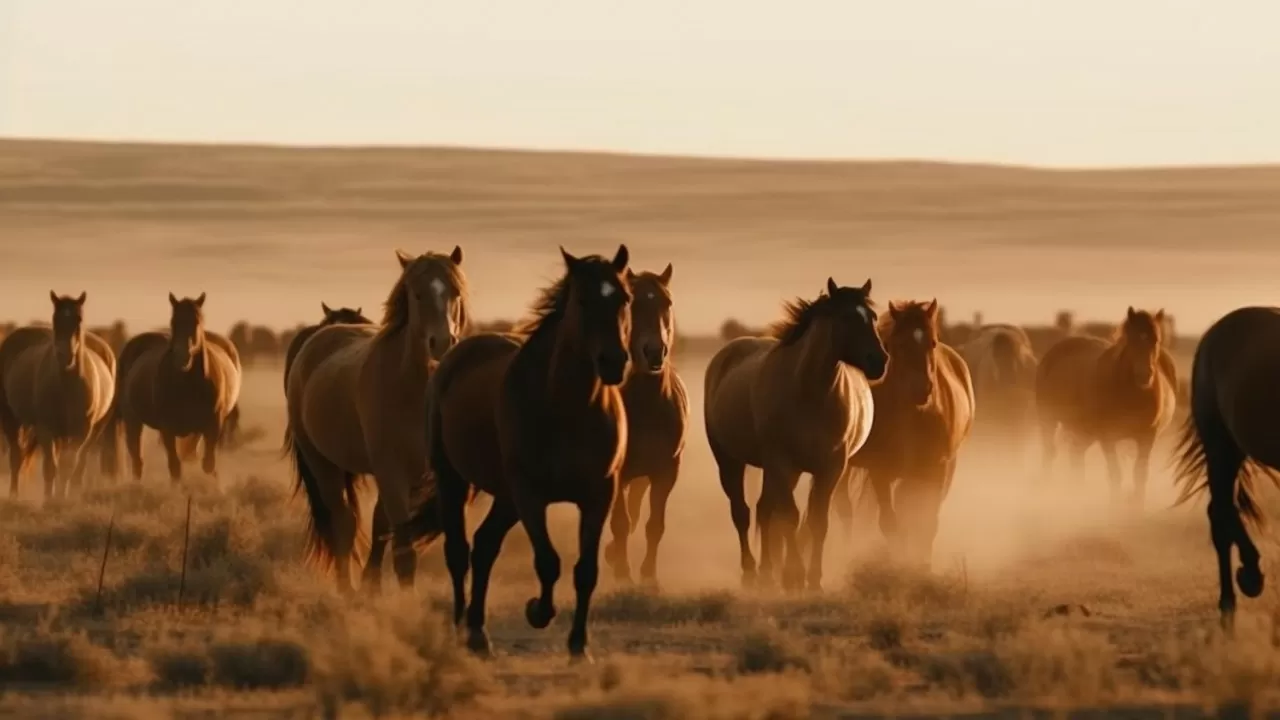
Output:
[877, 301, 938, 342]
[511, 274, 572, 340]
[769, 296, 830, 346]
[377, 252, 469, 337]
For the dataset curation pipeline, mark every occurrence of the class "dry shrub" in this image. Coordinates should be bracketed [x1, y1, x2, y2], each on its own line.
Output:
[1143, 613, 1280, 708]
[309, 596, 488, 718]
[734, 622, 811, 676]
[553, 664, 811, 720]
[149, 632, 310, 691]
[592, 588, 737, 626]
[0, 628, 151, 690]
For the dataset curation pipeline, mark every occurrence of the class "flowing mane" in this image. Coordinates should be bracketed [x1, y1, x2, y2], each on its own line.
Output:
[510, 274, 572, 340]
[377, 252, 469, 339]
[769, 296, 828, 347]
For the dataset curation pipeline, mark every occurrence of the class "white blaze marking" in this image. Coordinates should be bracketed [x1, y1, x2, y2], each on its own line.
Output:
[601, 281, 616, 298]
[856, 305, 870, 323]
[429, 277, 446, 300]
[912, 328, 925, 344]
[646, 291, 655, 299]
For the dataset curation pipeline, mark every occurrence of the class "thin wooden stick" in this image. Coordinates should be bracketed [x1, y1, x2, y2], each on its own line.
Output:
[94, 513, 115, 615]
[177, 495, 192, 608]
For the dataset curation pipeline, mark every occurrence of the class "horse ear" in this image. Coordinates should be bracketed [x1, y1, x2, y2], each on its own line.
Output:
[450, 245, 464, 265]
[195, 292, 206, 308]
[888, 301, 902, 318]
[321, 301, 333, 315]
[395, 248, 414, 269]
[1126, 305, 1136, 319]
[611, 243, 630, 272]
[49, 290, 58, 305]
[76, 292, 87, 306]
[560, 246, 578, 270]
[625, 268, 636, 281]
[826, 277, 839, 296]
[1155, 308, 1166, 323]
[659, 262, 673, 286]
[356, 307, 363, 317]
[168, 292, 179, 307]
[860, 278, 872, 295]
[925, 298, 938, 317]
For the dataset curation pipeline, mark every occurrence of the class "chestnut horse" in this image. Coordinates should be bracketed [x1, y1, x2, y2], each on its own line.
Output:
[704, 278, 887, 591]
[1036, 307, 1177, 509]
[0, 292, 116, 498]
[285, 247, 467, 594]
[1173, 306, 1280, 629]
[428, 245, 632, 660]
[959, 324, 1037, 449]
[836, 300, 974, 566]
[603, 263, 688, 586]
[101, 293, 242, 483]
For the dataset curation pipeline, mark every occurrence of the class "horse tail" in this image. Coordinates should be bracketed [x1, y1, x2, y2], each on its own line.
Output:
[217, 404, 241, 450]
[283, 423, 340, 568]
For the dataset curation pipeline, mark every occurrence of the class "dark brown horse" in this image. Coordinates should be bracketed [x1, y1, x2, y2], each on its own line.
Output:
[1036, 307, 1177, 509]
[836, 300, 974, 566]
[282, 302, 373, 393]
[100, 293, 243, 484]
[1173, 306, 1280, 629]
[428, 245, 632, 660]
[285, 247, 467, 594]
[704, 278, 887, 591]
[603, 263, 688, 586]
[0, 292, 116, 498]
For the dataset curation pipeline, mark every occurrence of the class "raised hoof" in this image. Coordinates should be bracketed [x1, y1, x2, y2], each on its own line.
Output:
[525, 598, 557, 629]
[1238, 565, 1265, 598]
[465, 629, 494, 658]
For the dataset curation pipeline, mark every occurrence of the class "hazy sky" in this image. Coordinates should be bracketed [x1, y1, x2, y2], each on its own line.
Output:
[3, 0, 1279, 167]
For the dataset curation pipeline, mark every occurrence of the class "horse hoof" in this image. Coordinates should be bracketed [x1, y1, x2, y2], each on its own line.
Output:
[640, 571, 659, 590]
[465, 630, 494, 658]
[1238, 565, 1265, 598]
[740, 571, 757, 590]
[525, 598, 556, 629]
[806, 580, 824, 593]
[568, 647, 594, 665]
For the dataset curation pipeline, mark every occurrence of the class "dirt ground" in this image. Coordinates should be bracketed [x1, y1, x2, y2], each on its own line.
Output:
[3, 141, 1280, 718]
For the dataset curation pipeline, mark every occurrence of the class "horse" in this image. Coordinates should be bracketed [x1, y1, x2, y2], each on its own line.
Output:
[959, 324, 1037, 449]
[99, 293, 243, 485]
[1036, 307, 1177, 509]
[285, 247, 467, 594]
[1172, 306, 1280, 629]
[428, 244, 633, 660]
[836, 300, 974, 566]
[282, 302, 373, 393]
[704, 277, 887, 591]
[602, 263, 688, 586]
[0, 292, 116, 498]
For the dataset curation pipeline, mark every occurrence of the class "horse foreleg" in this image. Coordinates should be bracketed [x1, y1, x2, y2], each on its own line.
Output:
[710, 441, 754, 587]
[566, 473, 614, 661]
[604, 476, 633, 583]
[904, 463, 949, 571]
[1132, 433, 1155, 511]
[160, 432, 182, 483]
[201, 421, 222, 481]
[465, 495, 519, 657]
[39, 437, 57, 501]
[763, 467, 803, 593]
[513, 484, 561, 633]
[124, 420, 144, 481]
[830, 469, 854, 539]
[640, 458, 680, 586]
[1099, 439, 1123, 507]
[362, 499, 389, 596]
[804, 462, 845, 591]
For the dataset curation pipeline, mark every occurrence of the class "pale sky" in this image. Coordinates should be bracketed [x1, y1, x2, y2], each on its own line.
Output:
[2, 0, 1279, 166]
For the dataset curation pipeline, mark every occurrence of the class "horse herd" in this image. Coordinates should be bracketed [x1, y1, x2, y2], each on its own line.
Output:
[0, 243, 1276, 657]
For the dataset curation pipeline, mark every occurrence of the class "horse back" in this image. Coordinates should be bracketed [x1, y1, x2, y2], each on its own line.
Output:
[287, 324, 378, 472]
[0, 327, 54, 421]
[1035, 334, 1107, 413]
[431, 333, 521, 495]
[202, 334, 242, 415]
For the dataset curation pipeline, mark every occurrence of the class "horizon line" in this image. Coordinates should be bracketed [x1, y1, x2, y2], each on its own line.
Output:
[4, 134, 1280, 175]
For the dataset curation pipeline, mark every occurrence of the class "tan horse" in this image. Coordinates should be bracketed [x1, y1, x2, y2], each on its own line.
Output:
[285, 247, 467, 594]
[1036, 307, 1177, 509]
[100, 293, 243, 484]
[705, 278, 887, 591]
[960, 324, 1037, 447]
[0, 292, 116, 498]
[282, 302, 373, 394]
[838, 300, 975, 566]
[429, 245, 633, 660]
[603, 263, 688, 586]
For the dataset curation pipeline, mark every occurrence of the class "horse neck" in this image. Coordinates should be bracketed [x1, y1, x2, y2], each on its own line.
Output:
[54, 331, 88, 380]
[530, 315, 606, 405]
[786, 319, 845, 393]
[1097, 339, 1153, 390]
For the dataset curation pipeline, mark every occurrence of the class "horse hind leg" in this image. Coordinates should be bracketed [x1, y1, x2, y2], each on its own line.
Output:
[709, 437, 755, 587]
[604, 476, 634, 583]
[291, 434, 359, 594]
[3, 420, 23, 498]
[159, 432, 183, 483]
[362, 498, 390, 596]
[124, 420, 144, 481]
[39, 436, 58, 501]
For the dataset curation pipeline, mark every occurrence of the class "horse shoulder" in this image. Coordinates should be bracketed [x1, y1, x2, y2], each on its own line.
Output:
[206, 332, 242, 371]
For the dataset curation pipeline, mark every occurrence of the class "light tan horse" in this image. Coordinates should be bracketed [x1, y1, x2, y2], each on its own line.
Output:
[100, 293, 243, 484]
[603, 263, 689, 586]
[1036, 307, 1178, 509]
[0, 292, 116, 498]
[285, 246, 468, 594]
[705, 278, 887, 591]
